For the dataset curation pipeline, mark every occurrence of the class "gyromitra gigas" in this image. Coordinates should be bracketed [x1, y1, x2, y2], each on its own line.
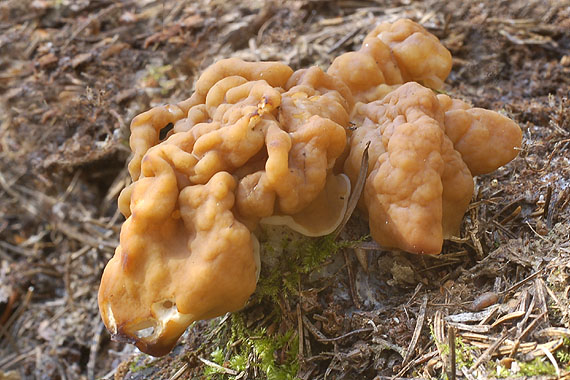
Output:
[99, 18, 523, 356]
[335, 19, 521, 254]
[343, 83, 522, 254]
[99, 59, 353, 355]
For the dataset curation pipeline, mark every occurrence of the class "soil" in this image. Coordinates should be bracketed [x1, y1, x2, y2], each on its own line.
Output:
[0, 0, 569, 379]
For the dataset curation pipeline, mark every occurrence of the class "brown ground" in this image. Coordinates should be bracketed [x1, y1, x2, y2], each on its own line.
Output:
[0, 0, 569, 379]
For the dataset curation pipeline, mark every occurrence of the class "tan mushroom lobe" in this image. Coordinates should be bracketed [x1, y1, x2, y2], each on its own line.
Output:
[260, 173, 351, 236]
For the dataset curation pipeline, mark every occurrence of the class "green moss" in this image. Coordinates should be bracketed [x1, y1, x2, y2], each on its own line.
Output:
[556, 337, 570, 364]
[256, 232, 367, 303]
[127, 355, 156, 373]
[199, 230, 366, 379]
[518, 358, 557, 377]
[203, 314, 299, 380]
[430, 325, 477, 377]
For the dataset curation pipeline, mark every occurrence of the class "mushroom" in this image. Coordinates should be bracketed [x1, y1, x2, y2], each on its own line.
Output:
[235, 66, 352, 221]
[327, 19, 452, 103]
[344, 82, 473, 254]
[344, 82, 521, 254]
[100, 19, 524, 357]
[100, 60, 353, 356]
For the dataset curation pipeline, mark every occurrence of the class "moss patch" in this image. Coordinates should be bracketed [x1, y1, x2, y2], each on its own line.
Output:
[204, 314, 299, 380]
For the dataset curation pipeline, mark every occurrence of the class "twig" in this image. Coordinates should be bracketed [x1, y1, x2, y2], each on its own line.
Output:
[87, 322, 105, 380]
[343, 250, 361, 309]
[500, 268, 544, 296]
[297, 303, 304, 359]
[327, 27, 362, 53]
[302, 316, 328, 341]
[0, 346, 38, 371]
[448, 326, 456, 380]
[63, 4, 120, 49]
[0, 287, 34, 353]
[403, 296, 428, 365]
[318, 327, 374, 343]
[0, 240, 35, 257]
[198, 357, 238, 376]
[169, 363, 190, 380]
[333, 142, 369, 239]
[509, 295, 536, 357]
[394, 350, 438, 378]
[470, 330, 509, 371]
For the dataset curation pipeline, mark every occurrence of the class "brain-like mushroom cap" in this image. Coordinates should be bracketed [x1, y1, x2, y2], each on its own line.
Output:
[345, 83, 522, 254]
[328, 19, 452, 103]
[345, 82, 474, 254]
[100, 59, 352, 356]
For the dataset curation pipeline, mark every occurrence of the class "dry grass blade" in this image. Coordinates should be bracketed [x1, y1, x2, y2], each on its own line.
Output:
[470, 330, 509, 371]
[403, 295, 428, 365]
[333, 142, 369, 239]
[536, 327, 570, 338]
[297, 303, 304, 358]
[169, 363, 189, 380]
[530, 339, 565, 358]
[432, 310, 447, 375]
[500, 269, 544, 296]
[198, 357, 238, 376]
[448, 326, 456, 380]
[509, 295, 536, 357]
[446, 322, 491, 333]
[540, 346, 561, 379]
[491, 311, 526, 328]
[445, 306, 500, 323]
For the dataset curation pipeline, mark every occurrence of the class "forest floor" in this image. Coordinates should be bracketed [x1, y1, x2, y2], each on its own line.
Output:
[0, 0, 569, 379]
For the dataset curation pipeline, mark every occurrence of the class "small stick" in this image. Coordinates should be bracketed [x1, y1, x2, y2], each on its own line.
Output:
[448, 326, 456, 380]
[333, 142, 369, 239]
[343, 250, 361, 309]
[500, 269, 543, 296]
[403, 296, 428, 365]
[198, 357, 238, 376]
[470, 330, 509, 371]
[297, 303, 304, 359]
[169, 363, 189, 380]
[543, 185, 552, 223]
[87, 322, 105, 380]
[318, 327, 374, 343]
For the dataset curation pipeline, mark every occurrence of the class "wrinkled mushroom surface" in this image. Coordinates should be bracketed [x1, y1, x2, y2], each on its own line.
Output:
[100, 172, 259, 356]
[328, 18, 452, 103]
[437, 94, 523, 176]
[344, 82, 521, 254]
[344, 82, 474, 254]
[100, 59, 352, 356]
